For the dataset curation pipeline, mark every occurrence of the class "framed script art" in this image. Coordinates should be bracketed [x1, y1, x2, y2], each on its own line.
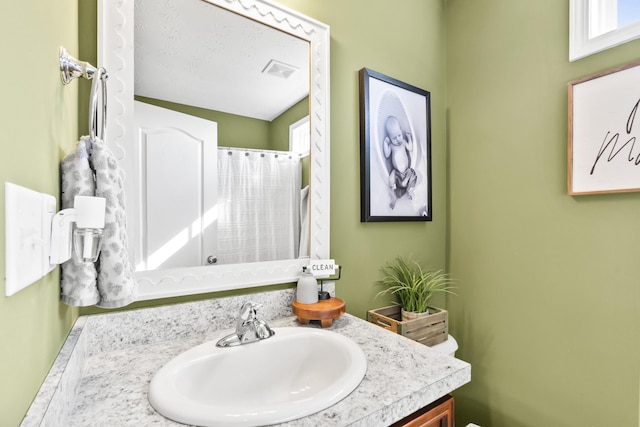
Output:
[569, 60, 640, 195]
[359, 68, 432, 222]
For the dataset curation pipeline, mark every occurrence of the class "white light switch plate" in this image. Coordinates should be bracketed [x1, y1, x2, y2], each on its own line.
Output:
[5, 182, 56, 296]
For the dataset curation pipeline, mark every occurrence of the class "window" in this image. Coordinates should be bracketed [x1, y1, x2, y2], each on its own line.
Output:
[571, 0, 640, 61]
[289, 115, 310, 158]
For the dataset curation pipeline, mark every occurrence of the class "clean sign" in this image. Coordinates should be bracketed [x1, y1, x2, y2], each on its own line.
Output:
[308, 259, 337, 278]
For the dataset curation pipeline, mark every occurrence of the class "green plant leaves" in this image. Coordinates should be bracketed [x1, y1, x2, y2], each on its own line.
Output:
[375, 256, 456, 313]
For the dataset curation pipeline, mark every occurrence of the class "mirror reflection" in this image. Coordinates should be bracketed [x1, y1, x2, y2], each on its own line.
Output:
[132, 0, 311, 271]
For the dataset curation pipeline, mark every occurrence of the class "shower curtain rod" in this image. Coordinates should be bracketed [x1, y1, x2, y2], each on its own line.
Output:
[218, 146, 300, 158]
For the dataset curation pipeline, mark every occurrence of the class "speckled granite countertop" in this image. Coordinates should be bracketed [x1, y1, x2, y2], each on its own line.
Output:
[22, 288, 470, 427]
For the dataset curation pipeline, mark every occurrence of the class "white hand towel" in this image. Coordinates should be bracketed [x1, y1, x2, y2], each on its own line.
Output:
[59, 136, 137, 308]
[60, 138, 100, 306]
[90, 138, 137, 308]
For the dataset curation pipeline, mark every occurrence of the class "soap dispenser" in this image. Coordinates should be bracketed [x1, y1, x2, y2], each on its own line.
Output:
[296, 266, 318, 304]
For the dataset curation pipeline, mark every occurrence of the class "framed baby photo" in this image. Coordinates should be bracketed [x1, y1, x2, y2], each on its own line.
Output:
[359, 68, 432, 222]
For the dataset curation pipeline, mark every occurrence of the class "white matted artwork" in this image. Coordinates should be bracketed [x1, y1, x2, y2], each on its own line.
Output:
[359, 68, 431, 221]
[569, 60, 640, 195]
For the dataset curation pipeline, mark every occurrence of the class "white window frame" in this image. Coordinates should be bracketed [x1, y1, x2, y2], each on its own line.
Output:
[571, 0, 640, 61]
[589, 0, 617, 38]
[289, 115, 310, 158]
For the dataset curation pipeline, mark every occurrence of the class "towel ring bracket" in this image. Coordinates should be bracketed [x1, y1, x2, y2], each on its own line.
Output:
[59, 47, 98, 84]
[59, 46, 109, 141]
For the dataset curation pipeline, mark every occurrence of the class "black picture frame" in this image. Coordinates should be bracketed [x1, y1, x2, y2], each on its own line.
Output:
[359, 68, 432, 222]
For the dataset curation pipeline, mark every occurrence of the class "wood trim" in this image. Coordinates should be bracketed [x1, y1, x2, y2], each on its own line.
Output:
[390, 394, 454, 427]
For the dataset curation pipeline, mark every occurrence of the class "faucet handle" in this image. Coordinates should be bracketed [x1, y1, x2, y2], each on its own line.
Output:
[238, 301, 262, 321]
[255, 319, 275, 339]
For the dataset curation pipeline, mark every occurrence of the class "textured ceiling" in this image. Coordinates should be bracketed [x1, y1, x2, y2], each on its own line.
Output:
[134, 0, 310, 121]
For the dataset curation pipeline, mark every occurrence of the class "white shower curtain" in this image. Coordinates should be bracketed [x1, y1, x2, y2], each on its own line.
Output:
[217, 148, 302, 264]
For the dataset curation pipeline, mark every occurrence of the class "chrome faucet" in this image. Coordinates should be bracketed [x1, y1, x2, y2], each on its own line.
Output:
[216, 302, 275, 347]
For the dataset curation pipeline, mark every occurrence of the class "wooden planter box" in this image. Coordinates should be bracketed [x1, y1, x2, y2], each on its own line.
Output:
[367, 304, 448, 347]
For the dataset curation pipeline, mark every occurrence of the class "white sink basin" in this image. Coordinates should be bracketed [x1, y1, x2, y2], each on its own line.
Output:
[148, 327, 367, 426]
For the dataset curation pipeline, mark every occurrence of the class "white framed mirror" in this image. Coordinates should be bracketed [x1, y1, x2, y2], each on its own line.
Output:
[98, 0, 330, 300]
[570, 0, 640, 61]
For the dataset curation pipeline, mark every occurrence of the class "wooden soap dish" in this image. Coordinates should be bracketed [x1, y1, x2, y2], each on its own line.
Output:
[292, 297, 346, 328]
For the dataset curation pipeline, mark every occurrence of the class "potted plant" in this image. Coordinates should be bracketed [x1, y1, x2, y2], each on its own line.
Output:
[375, 256, 456, 321]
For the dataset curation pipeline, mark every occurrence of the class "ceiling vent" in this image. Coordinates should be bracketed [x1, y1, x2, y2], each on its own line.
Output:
[262, 59, 298, 79]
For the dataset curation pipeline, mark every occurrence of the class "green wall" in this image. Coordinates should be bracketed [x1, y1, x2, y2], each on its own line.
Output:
[0, 1, 80, 425]
[447, 1, 640, 426]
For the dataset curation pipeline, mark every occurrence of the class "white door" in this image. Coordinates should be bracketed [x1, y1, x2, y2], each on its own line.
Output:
[133, 101, 218, 271]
